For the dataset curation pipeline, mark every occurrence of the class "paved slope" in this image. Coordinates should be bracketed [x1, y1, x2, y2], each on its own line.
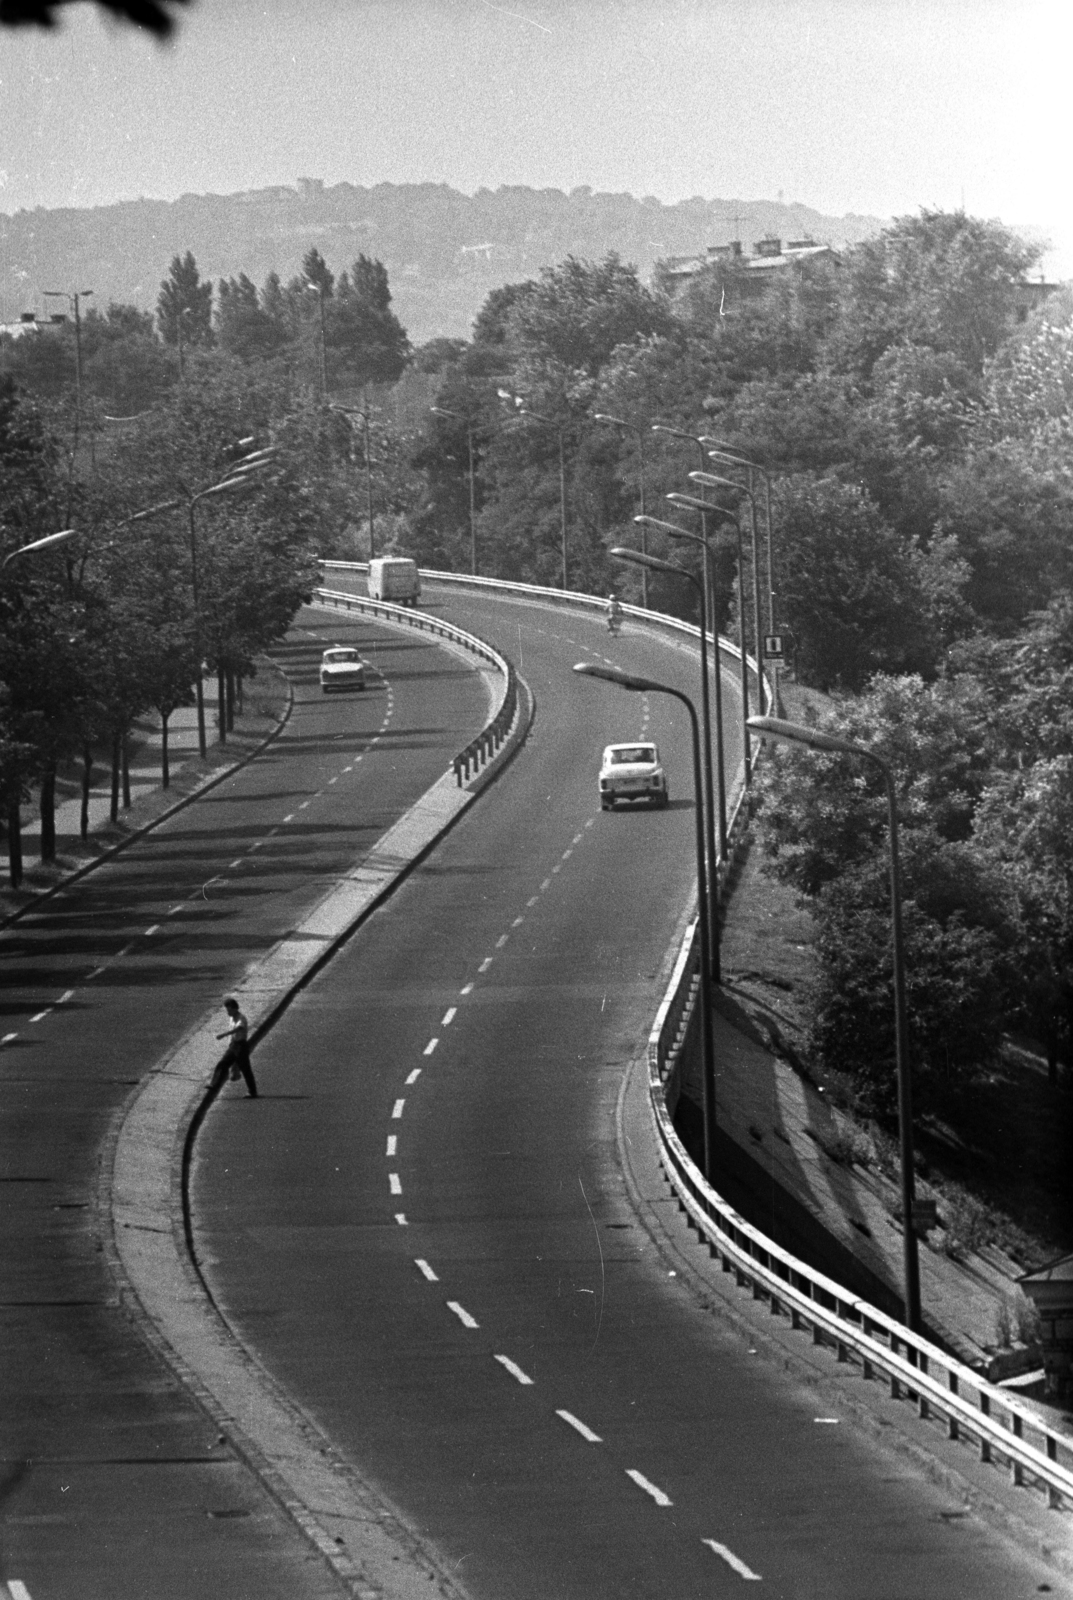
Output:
[193, 591, 1062, 1600]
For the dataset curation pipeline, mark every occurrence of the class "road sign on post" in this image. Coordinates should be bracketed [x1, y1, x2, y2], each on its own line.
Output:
[763, 634, 786, 660]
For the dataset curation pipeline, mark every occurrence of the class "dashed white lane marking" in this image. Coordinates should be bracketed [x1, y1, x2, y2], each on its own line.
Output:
[2, 1033, 18, 1045]
[423, 1038, 439, 1056]
[415, 1259, 439, 1282]
[511, 916, 524, 928]
[441, 1007, 456, 1026]
[144, 925, 160, 937]
[283, 813, 296, 823]
[298, 800, 311, 810]
[389, 1173, 402, 1195]
[167, 904, 183, 916]
[405, 1068, 422, 1085]
[561, 848, 573, 860]
[8, 1580, 34, 1600]
[395, 1213, 408, 1226]
[540, 878, 551, 892]
[386, 1135, 397, 1157]
[526, 896, 539, 908]
[813, 1417, 840, 1424]
[249, 839, 264, 850]
[626, 1470, 672, 1507]
[328, 776, 339, 785]
[447, 1302, 479, 1329]
[85, 966, 105, 980]
[556, 1410, 601, 1443]
[494, 1354, 534, 1385]
[58, 990, 74, 1004]
[116, 942, 134, 956]
[703, 1541, 762, 1581]
[495, 934, 508, 948]
[392, 1099, 405, 1118]
[460, 983, 474, 996]
[572, 832, 584, 845]
[229, 858, 243, 869]
[551, 863, 562, 875]
[585, 818, 595, 828]
[30, 1010, 51, 1024]
[478, 957, 493, 973]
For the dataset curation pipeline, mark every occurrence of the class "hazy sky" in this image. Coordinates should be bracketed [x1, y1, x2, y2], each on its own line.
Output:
[2, 0, 1071, 271]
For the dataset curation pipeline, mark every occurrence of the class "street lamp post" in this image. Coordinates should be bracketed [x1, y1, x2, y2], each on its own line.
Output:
[43, 288, 92, 459]
[593, 412, 649, 607]
[518, 406, 569, 591]
[663, 492, 733, 858]
[687, 472, 757, 782]
[576, 661, 718, 1179]
[431, 406, 476, 576]
[333, 401, 377, 560]
[1, 529, 78, 569]
[136, 449, 277, 758]
[694, 464, 765, 716]
[304, 281, 328, 396]
[652, 422, 718, 637]
[748, 714, 921, 1334]
[614, 534, 720, 986]
[703, 440, 779, 709]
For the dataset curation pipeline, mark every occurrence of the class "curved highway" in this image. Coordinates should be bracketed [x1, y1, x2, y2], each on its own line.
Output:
[192, 587, 1057, 1600]
[0, 605, 489, 1599]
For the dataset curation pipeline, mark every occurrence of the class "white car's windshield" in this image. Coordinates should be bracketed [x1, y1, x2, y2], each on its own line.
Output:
[609, 747, 655, 765]
[325, 651, 358, 663]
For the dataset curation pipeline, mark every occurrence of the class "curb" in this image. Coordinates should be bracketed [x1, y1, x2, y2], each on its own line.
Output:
[101, 673, 534, 1600]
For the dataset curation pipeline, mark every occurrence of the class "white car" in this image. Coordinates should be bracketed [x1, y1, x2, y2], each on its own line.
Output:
[319, 646, 366, 693]
[598, 742, 669, 810]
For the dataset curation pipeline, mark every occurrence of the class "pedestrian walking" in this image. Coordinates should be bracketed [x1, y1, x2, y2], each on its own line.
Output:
[211, 997, 258, 1097]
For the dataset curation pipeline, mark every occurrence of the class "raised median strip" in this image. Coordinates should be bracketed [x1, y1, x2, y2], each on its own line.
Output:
[103, 606, 533, 1600]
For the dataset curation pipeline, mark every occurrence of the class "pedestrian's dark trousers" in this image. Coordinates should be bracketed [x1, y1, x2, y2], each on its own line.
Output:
[211, 1043, 258, 1097]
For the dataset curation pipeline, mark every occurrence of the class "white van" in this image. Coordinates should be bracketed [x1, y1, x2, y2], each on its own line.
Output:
[367, 557, 421, 606]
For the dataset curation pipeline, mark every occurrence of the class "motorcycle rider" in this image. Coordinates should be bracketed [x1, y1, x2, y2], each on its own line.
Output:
[606, 592, 623, 633]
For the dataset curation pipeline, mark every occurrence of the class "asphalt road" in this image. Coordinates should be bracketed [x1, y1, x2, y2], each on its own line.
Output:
[0, 606, 489, 1600]
[192, 589, 1062, 1600]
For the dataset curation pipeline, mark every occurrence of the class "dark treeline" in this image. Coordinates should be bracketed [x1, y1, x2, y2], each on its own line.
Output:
[5, 214, 1073, 1149]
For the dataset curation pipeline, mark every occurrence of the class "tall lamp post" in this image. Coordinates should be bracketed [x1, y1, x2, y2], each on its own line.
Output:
[693, 465, 765, 715]
[703, 440, 779, 709]
[613, 535, 720, 986]
[332, 400, 377, 559]
[137, 448, 277, 758]
[429, 407, 529, 577]
[515, 404, 570, 591]
[652, 421, 718, 629]
[749, 713, 921, 1334]
[687, 473, 758, 782]
[593, 412, 649, 607]
[576, 661, 718, 1181]
[663, 492, 732, 858]
[43, 288, 93, 459]
[1, 529, 78, 569]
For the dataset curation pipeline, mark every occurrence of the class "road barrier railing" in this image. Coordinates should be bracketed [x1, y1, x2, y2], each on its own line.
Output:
[315, 568, 1073, 1511]
[313, 586, 518, 788]
[648, 919, 1073, 1513]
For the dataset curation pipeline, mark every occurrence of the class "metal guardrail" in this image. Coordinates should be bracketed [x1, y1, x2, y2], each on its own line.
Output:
[317, 566, 1073, 1513]
[648, 921, 1073, 1513]
[312, 587, 518, 788]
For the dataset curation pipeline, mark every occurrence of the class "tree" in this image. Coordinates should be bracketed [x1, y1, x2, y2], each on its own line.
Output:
[329, 255, 410, 391]
[157, 251, 214, 357]
[829, 209, 1041, 383]
[217, 273, 290, 364]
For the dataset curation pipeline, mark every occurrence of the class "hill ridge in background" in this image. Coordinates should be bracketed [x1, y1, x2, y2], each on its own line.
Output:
[0, 180, 888, 344]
